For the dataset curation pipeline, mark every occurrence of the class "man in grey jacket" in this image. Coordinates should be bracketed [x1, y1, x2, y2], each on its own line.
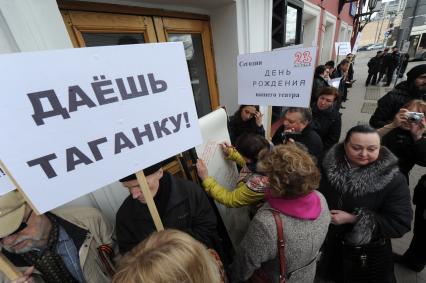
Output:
[0, 190, 116, 283]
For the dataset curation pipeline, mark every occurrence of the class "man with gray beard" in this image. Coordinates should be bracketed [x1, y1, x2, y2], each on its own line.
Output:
[0, 191, 116, 283]
[370, 64, 426, 128]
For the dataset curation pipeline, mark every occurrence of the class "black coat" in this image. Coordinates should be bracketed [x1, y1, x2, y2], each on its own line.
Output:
[331, 67, 347, 101]
[228, 115, 265, 145]
[367, 56, 381, 74]
[369, 81, 426, 128]
[272, 124, 323, 163]
[311, 105, 342, 151]
[311, 76, 329, 99]
[383, 51, 400, 70]
[317, 144, 413, 282]
[116, 172, 218, 254]
[382, 128, 426, 178]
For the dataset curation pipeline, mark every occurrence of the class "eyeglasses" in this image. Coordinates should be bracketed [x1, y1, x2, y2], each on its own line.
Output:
[1, 210, 32, 239]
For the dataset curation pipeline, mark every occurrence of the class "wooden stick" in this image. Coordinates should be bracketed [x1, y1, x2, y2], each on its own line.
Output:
[135, 171, 164, 231]
[266, 106, 273, 140]
[0, 252, 22, 280]
[0, 160, 40, 215]
[0, 161, 27, 280]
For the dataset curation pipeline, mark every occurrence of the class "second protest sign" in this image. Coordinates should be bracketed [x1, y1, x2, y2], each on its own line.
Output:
[237, 47, 316, 108]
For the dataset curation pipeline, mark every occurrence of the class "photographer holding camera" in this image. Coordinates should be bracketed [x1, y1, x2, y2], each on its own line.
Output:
[377, 100, 426, 272]
[370, 64, 426, 128]
[378, 99, 426, 180]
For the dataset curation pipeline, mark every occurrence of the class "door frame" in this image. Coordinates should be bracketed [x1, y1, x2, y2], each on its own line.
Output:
[57, 0, 209, 21]
[59, 0, 219, 111]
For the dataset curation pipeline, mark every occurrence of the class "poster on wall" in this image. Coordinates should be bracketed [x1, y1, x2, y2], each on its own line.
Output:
[237, 47, 317, 108]
[0, 42, 202, 213]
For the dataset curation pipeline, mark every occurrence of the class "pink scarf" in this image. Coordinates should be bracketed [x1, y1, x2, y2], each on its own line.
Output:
[266, 190, 321, 220]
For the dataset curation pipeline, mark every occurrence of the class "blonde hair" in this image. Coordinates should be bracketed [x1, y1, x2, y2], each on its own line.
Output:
[403, 99, 426, 115]
[112, 229, 221, 283]
[257, 144, 320, 198]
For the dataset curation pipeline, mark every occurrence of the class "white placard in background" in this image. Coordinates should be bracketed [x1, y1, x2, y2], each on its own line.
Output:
[330, 77, 342, 89]
[0, 43, 202, 213]
[335, 42, 352, 56]
[196, 108, 250, 247]
[238, 47, 317, 108]
[0, 164, 15, 196]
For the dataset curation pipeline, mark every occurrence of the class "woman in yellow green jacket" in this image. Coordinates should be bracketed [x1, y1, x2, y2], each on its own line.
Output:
[196, 134, 270, 208]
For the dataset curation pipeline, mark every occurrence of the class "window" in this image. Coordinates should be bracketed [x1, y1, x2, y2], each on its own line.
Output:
[272, 0, 304, 49]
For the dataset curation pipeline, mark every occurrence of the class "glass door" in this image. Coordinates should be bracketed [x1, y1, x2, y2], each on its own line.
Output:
[154, 17, 219, 117]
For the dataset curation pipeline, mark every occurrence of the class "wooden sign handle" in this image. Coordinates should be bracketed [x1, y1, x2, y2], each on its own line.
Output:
[0, 252, 22, 280]
[0, 160, 40, 215]
[266, 106, 273, 140]
[136, 171, 164, 231]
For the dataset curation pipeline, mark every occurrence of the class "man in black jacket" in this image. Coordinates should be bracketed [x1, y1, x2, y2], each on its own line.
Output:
[116, 161, 218, 254]
[272, 107, 323, 163]
[370, 64, 426, 128]
[378, 47, 389, 83]
[331, 59, 351, 109]
[384, 47, 401, 86]
[366, 51, 383, 86]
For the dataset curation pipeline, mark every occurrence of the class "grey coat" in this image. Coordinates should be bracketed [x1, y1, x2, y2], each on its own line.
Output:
[231, 191, 330, 283]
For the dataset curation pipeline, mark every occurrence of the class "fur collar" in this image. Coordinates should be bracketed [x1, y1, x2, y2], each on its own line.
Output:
[322, 143, 399, 197]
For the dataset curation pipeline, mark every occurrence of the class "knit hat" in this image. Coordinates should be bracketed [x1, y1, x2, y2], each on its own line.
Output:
[407, 64, 426, 82]
[0, 190, 26, 238]
[119, 157, 175, 182]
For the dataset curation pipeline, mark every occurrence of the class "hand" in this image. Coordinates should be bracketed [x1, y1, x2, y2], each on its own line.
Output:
[391, 108, 409, 127]
[11, 267, 35, 283]
[330, 210, 357, 225]
[254, 111, 264, 127]
[196, 159, 209, 181]
[219, 141, 233, 157]
[287, 138, 295, 144]
[408, 117, 426, 141]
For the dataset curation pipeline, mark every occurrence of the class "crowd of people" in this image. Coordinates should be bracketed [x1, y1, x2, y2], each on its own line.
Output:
[366, 46, 410, 87]
[0, 59, 426, 283]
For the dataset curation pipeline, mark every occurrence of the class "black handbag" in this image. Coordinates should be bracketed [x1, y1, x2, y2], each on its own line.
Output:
[341, 238, 393, 283]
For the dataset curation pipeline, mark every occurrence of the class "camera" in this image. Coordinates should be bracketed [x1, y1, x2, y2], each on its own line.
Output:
[406, 112, 425, 123]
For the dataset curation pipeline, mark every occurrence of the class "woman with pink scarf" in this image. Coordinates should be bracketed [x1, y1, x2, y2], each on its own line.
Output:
[231, 144, 330, 283]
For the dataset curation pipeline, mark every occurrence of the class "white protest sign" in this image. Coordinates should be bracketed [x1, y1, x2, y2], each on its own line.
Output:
[238, 47, 316, 108]
[0, 42, 202, 213]
[330, 77, 342, 89]
[196, 108, 250, 247]
[0, 164, 15, 196]
[335, 42, 352, 56]
[352, 33, 362, 54]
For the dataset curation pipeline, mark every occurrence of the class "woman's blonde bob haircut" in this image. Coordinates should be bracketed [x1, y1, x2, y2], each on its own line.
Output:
[403, 99, 426, 115]
[257, 143, 320, 198]
[112, 229, 221, 283]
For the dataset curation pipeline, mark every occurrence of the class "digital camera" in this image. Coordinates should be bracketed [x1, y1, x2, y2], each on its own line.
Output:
[406, 112, 425, 123]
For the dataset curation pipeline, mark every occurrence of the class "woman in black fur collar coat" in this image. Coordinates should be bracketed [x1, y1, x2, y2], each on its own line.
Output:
[316, 125, 412, 283]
